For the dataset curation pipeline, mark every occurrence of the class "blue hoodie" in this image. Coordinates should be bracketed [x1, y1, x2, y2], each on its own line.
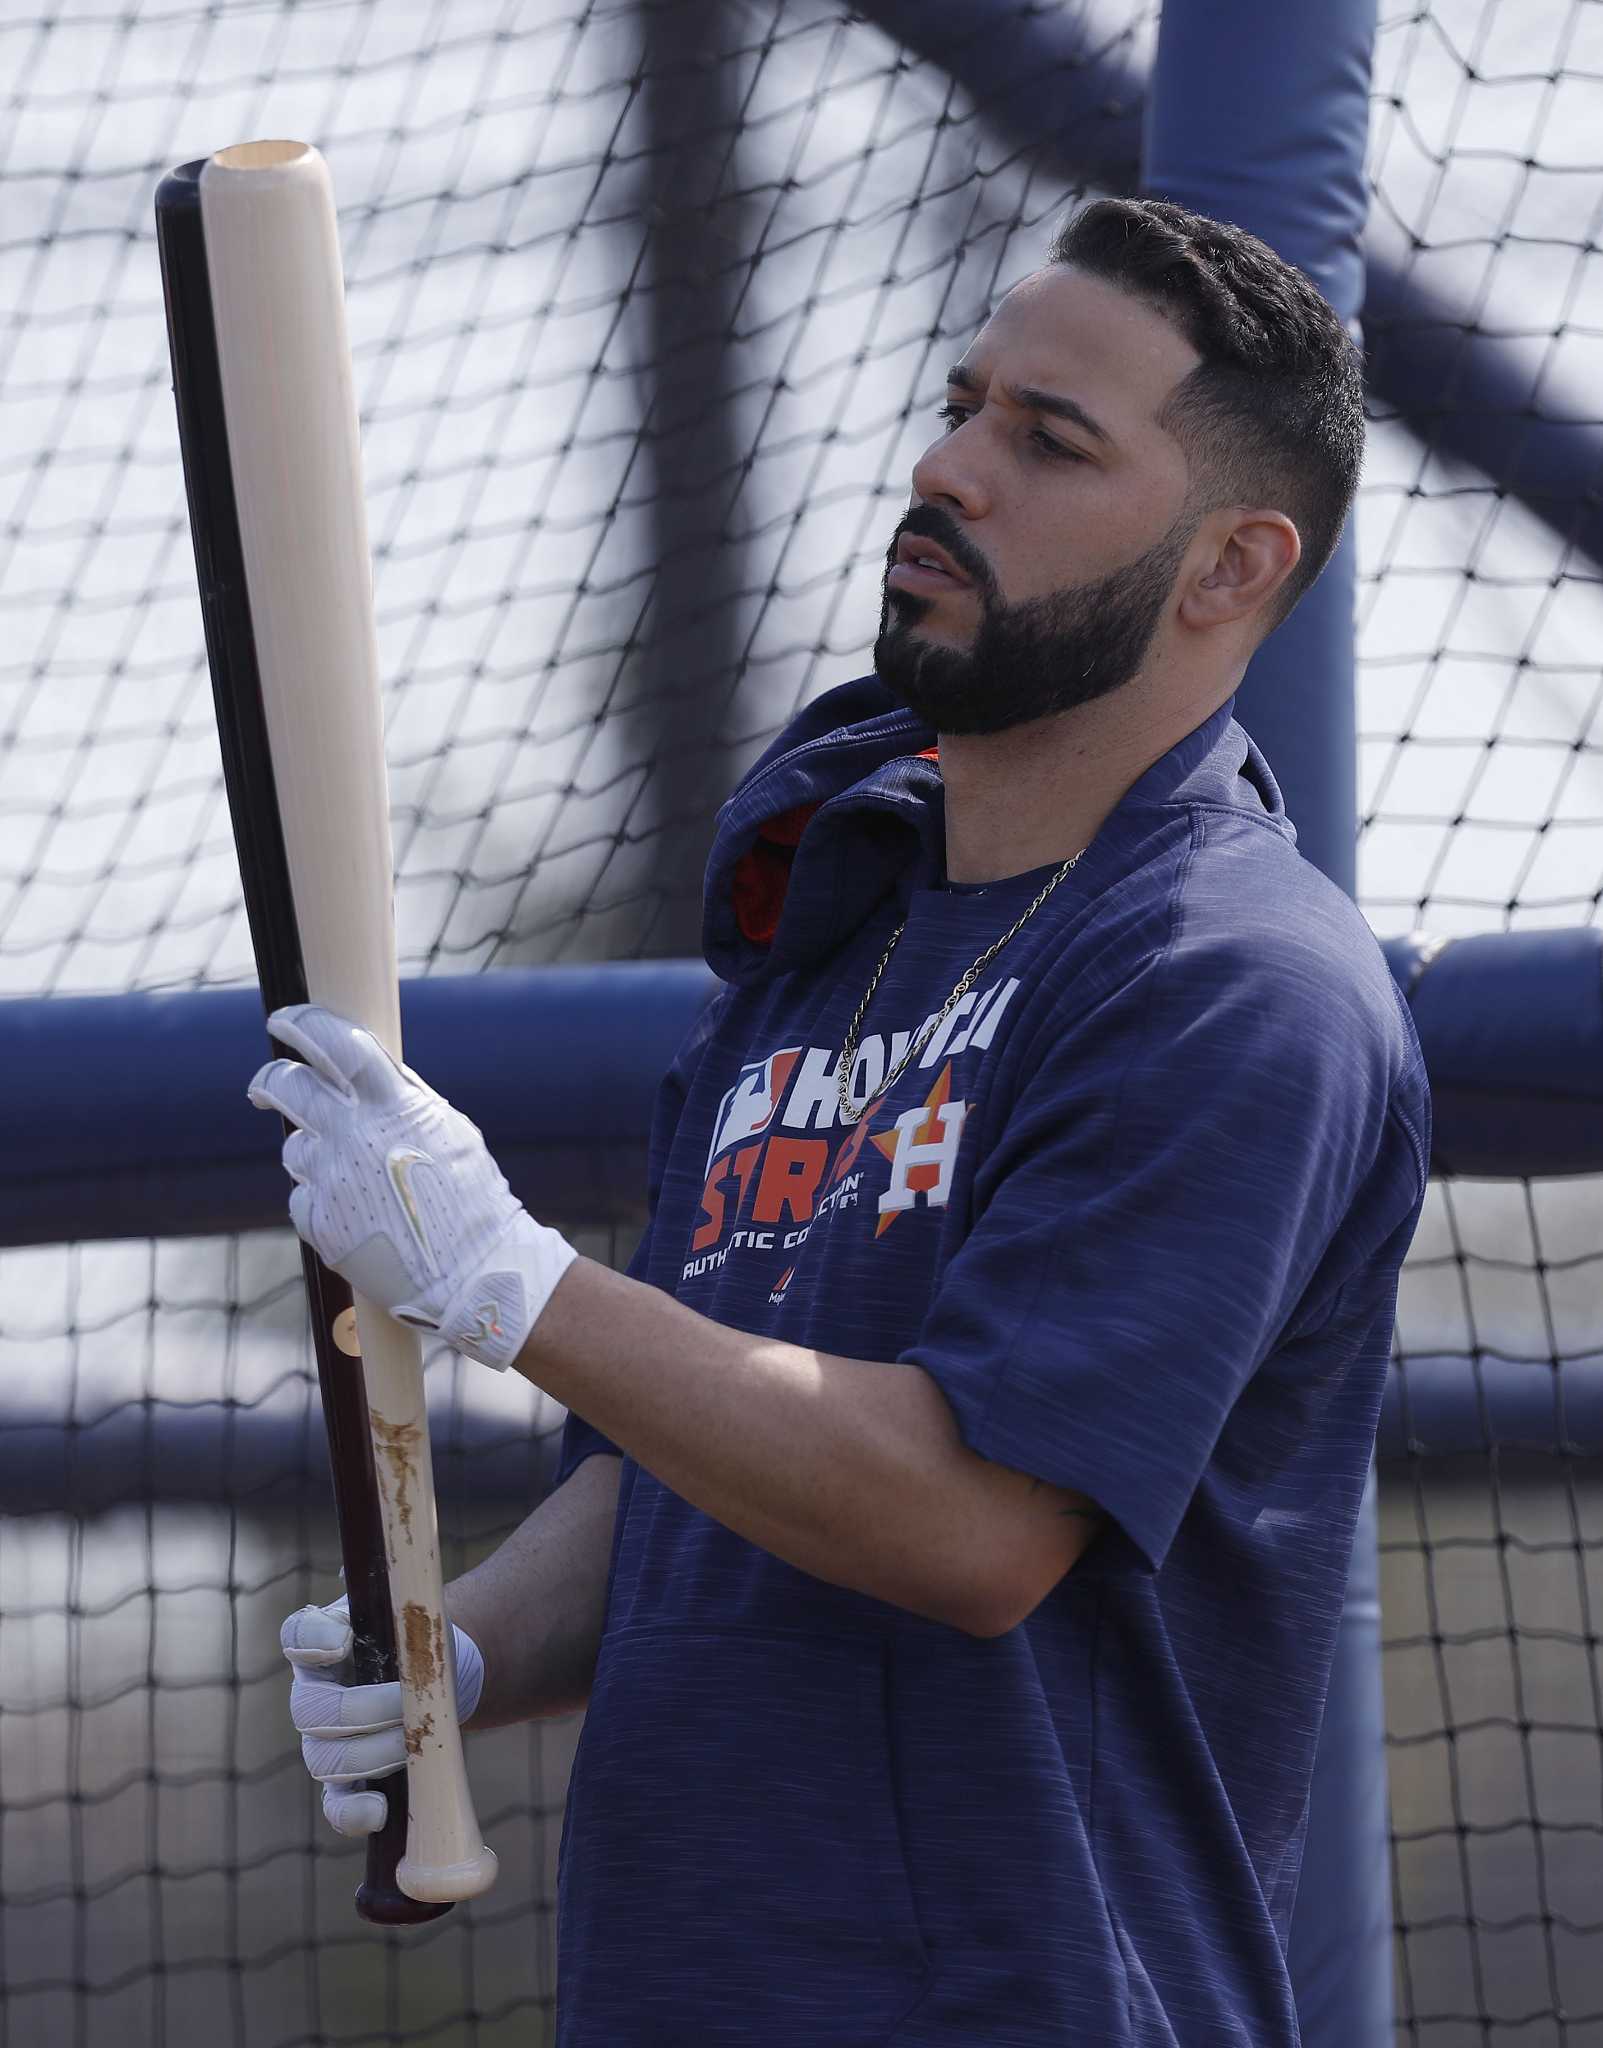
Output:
[552, 677, 1431, 2046]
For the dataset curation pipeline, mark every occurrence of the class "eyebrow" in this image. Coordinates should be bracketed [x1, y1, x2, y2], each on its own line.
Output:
[945, 363, 1113, 446]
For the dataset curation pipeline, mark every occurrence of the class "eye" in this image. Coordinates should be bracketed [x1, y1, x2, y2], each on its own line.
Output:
[936, 402, 1086, 463]
[1030, 428, 1084, 463]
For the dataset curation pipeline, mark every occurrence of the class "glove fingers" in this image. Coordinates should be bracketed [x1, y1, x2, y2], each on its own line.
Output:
[304, 1724, 407, 1783]
[322, 1781, 389, 1838]
[267, 1004, 407, 1108]
[449, 1622, 486, 1725]
[280, 1127, 322, 1186]
[247, 1058, 340, 1133]
[283, 1589, 407, 1840]
[289, 1180, 316, 1245]
[263, 1004, 367, 1092]
[292, 1672, 403, 1739]
[281, 1598, 353, 1667]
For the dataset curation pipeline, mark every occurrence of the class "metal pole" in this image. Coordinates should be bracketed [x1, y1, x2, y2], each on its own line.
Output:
[1143, 4, 1393, 2041]
[853, 0, 1603, 579]
[634, 1, 751, 955]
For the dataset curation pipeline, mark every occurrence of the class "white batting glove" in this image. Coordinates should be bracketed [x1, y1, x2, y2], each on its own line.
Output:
[247, 1003, 576, 1371]
[281, 1593, 486, 1838]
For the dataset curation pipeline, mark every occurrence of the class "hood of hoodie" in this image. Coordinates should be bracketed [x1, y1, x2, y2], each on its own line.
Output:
[702, 673, 1292, 986]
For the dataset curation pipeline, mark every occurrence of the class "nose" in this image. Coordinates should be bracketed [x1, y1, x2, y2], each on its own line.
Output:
[910, 417, 991, 521]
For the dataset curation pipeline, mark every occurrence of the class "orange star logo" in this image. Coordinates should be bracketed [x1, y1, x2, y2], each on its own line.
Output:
[868, 1061, 956, 1238]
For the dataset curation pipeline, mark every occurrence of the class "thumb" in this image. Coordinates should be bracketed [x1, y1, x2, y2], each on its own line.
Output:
[322, 1781, 389, 1837]
[281, 1595, 352, 1670]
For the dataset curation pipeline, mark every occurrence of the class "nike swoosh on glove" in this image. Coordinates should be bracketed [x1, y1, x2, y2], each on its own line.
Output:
[247, 1002, 576, 1371]
[282, 1594, 486, 1838]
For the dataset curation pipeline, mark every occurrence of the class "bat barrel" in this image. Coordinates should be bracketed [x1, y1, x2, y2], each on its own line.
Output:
[196, 139, 400, 1053]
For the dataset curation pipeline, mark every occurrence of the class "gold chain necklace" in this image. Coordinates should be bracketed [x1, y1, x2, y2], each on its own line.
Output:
[835, 848, 1086, 1127]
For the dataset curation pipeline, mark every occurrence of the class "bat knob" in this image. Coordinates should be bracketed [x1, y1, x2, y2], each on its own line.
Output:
[397, 1843, 500, 1904]
[355, 1877, 453, 1926]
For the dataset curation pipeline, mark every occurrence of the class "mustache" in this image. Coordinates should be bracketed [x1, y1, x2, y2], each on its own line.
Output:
[886, 506, 997, 598]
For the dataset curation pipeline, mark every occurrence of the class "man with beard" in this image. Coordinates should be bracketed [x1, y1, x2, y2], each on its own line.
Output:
[259, 199, 1431, 2045]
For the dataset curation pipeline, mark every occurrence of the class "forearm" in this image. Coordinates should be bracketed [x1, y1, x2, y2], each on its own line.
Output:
[249, 999, 1094, 1649]
[513, 1258, 1017, 1635]
[446, 1449, 621, 1728]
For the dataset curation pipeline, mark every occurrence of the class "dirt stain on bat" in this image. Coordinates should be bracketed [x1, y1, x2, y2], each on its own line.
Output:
[405, 1712, 435, 1758]
[402, 1600, 446, 1692]
[370, 1415, 421, 1538]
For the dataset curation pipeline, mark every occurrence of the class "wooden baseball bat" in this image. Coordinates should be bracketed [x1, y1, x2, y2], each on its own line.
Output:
[155, 140, 496, 1913]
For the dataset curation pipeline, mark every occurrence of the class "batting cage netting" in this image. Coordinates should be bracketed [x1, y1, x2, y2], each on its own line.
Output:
[2, 1, 1601, 2042]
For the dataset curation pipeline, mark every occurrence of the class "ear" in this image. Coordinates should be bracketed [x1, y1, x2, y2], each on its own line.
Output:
[1177, 510, 1301, 632]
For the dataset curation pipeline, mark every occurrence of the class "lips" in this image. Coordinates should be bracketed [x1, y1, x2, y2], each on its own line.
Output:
[890, 532, 971, 591]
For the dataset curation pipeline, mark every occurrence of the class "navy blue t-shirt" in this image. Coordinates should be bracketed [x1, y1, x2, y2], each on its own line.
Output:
[552, 681, 1431, 2046]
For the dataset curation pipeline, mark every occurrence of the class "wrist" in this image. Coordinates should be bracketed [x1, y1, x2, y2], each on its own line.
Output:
[436, 1209, 577, 1370]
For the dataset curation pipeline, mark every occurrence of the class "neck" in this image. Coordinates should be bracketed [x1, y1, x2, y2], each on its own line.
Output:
[937, 671, 1236, 885]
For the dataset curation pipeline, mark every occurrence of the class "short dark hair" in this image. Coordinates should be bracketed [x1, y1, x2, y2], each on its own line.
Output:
[1048, 197, 1365, 627]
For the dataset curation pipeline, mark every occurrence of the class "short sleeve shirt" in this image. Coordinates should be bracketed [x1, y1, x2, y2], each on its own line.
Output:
[552, 698, 1431, 2046]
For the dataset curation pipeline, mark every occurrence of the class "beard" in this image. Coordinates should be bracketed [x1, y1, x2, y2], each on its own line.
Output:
[873, 507, 1192, 737]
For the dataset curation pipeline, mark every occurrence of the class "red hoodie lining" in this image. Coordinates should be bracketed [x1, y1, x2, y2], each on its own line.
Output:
[729, 749, 940, 946]
[731, 803, 819, 945]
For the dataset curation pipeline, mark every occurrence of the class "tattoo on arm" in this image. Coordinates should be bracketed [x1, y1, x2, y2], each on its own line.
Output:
[1029, 1477, 1105, 1526]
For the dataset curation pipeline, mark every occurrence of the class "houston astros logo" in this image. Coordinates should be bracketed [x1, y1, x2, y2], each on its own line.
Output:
[684, 1027, 991, 1284]
[468, 1301, 504, 1345]
[869, 1062, 967, 1236]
